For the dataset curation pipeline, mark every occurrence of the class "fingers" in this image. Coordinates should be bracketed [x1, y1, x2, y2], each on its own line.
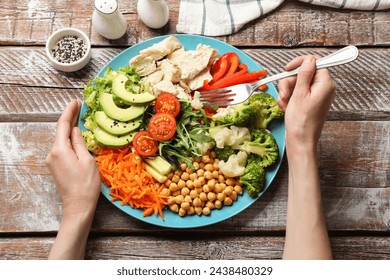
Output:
[294, 56, 316, 96]
[277, 77, 296, 110]
[71, 127, 92, 160]
[54, 100, 81, 146]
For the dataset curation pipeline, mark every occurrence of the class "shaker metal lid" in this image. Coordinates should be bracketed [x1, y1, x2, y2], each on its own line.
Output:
[95, 0, 118, 14]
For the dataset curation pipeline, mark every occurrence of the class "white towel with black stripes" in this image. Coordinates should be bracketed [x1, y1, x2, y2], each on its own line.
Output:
[176, 0, 390, 36]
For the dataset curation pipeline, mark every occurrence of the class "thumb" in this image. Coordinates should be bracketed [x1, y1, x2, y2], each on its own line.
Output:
[294, 56, 316, 96]
[71, 127, 91, 159]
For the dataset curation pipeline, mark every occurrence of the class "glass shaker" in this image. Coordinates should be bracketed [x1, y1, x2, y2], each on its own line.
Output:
[92, 0, 127, 40]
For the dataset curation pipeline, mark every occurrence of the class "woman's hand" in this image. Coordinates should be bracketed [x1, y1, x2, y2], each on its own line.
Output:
[277, 55, 336, 149]
[46, 100, 101, 259]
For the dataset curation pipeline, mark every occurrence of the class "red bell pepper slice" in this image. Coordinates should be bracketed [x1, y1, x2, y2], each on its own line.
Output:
[225, 52, 240, 76]
[211, 56, 229, 82]
[202, 69, 268, 91]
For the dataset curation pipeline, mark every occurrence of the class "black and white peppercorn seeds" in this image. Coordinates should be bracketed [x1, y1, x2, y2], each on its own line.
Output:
[51, 35, 87, 64]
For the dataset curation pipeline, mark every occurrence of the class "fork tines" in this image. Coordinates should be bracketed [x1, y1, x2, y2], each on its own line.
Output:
[199, 90, 236, 107]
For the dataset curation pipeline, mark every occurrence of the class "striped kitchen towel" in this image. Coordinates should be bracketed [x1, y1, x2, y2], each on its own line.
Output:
[176, 0, 390, 36]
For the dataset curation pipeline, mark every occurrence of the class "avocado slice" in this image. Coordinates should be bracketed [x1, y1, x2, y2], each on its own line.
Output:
[94, 128, 136, 148]
[95, 111, 142, 136]
[100, 92, 146, 122]
[113, 73, 156, 105]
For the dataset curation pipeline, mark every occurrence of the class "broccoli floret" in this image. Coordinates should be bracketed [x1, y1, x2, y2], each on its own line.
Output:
[249, 92, 284, 129]
[221, 92, 284, 129]
[223, 102, 256, 127]
[214, 146, 235, 161]
[237, 128, 278, 168]
[239, 160, 265, 198]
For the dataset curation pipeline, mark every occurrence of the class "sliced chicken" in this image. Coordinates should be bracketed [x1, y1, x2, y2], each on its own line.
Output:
[187, 66, 212, 91]
[142, 70, 164, 85]
[175, 44, 217, 80]
[158, 59, 181, 83]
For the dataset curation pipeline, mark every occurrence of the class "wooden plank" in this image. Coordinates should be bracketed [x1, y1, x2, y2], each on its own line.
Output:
[0, 0, 389, 47]
[0, 236, 389, 260]
[0, 121, 388, 233]
[1, 48, 389, 122]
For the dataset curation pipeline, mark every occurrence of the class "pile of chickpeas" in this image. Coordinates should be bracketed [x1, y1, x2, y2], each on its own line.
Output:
[159, 151, 243, 217]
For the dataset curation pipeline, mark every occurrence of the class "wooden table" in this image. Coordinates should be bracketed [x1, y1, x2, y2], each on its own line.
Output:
[0, 0, 389, 260]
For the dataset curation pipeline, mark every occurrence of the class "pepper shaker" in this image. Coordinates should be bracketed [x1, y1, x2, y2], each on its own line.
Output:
[92, 0, 127, 40]
[137, 0, 169, 29]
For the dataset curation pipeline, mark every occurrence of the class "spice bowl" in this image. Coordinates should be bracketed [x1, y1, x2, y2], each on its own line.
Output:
[45, 27, 91, 72]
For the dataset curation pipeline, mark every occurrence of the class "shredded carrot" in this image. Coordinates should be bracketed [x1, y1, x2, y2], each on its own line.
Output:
[95, 147, 168, 220]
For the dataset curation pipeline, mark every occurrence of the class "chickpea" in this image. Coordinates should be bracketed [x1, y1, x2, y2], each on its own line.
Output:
[199, 162, 205, 169]
[181, 201, 190, 211]
[217, 192, 226, 202]
[198, 176, 206, 186]
[193, 179, 201, 188]
[205, 201, 215, 209]
[202, 207, 211, 215]
[214, 184, 223, 194]
[186, 180, 194, 189]
[169, 204, 179, 213]
[165, 179, 172, 187]
[197, 169, 205, 177]
[180, 163, 188, 171]
[213, 162, 219, 171]
[179, 208, 186, 217]
[226, 178, 235, 186]
[187, 206, 195, 215]
[177, 179, 186, 189]
[172, 190, 181, 196]
[184, 195, 192, 203]
[186, 167, 194, 174]
[204, 170, 213, 180]
[234, 185, 243, 195]
[204, 163, 214, 172]
[174, 170, 182, 176]
[160, 188, 170, 196]
[224, 197, 233, 206]
[167, 196, 175, 205]
[189, 173, 198, 181]
[195, 187, 203, 194]
[202, 155, 211, 164]
[207, 179, 216, 188]
[173, 194, 184, 204]
[199, 192, 208, 202]
[224, 186, 233, 196]
[218, 175, 225, 183]
[172, 174, 180, 183]
[181, 187, 190, 196]
[214, 200, 222, 209]
[190, 189, 199, 199]
[195, 206, 203, 215]
[207, 192, 217, 202]
[213, 158, 220, 164]
[181, 172, 189, 181]
[169, 183, 179, 192]
[212, 170, 219, 179]
[167, 172, 174, 180]
[210, 151, 216, 159]
[193, 197, 202, 207]
[203, 184, 213, 193]
[193, 162, 200, 169]
[229, 191, 238, 201]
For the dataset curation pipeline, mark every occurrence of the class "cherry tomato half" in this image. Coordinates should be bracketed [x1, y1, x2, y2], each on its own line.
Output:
[154, 92, 181, 117]
[148, 113, 177, 141]
[132, 131, 159, 156]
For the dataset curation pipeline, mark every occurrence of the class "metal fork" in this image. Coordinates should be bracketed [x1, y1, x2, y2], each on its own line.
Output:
[200, 45, 359, 107]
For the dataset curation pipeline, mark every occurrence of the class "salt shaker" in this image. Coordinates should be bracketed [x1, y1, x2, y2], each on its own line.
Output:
[137, 0, 169, 29]
[92, 0, 127, 40]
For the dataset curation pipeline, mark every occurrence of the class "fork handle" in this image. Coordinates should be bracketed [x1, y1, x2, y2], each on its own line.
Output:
[252, 45, 359, 89]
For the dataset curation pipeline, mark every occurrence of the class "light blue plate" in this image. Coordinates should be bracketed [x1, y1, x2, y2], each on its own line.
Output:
[78, 34, 285, 228]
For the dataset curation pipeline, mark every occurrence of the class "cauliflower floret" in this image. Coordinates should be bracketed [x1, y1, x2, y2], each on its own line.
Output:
[209, 126, 250, 149]
[218, 151, 248, 177]
[190, 91, 203, 110]
[212, 106, 235, 122]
